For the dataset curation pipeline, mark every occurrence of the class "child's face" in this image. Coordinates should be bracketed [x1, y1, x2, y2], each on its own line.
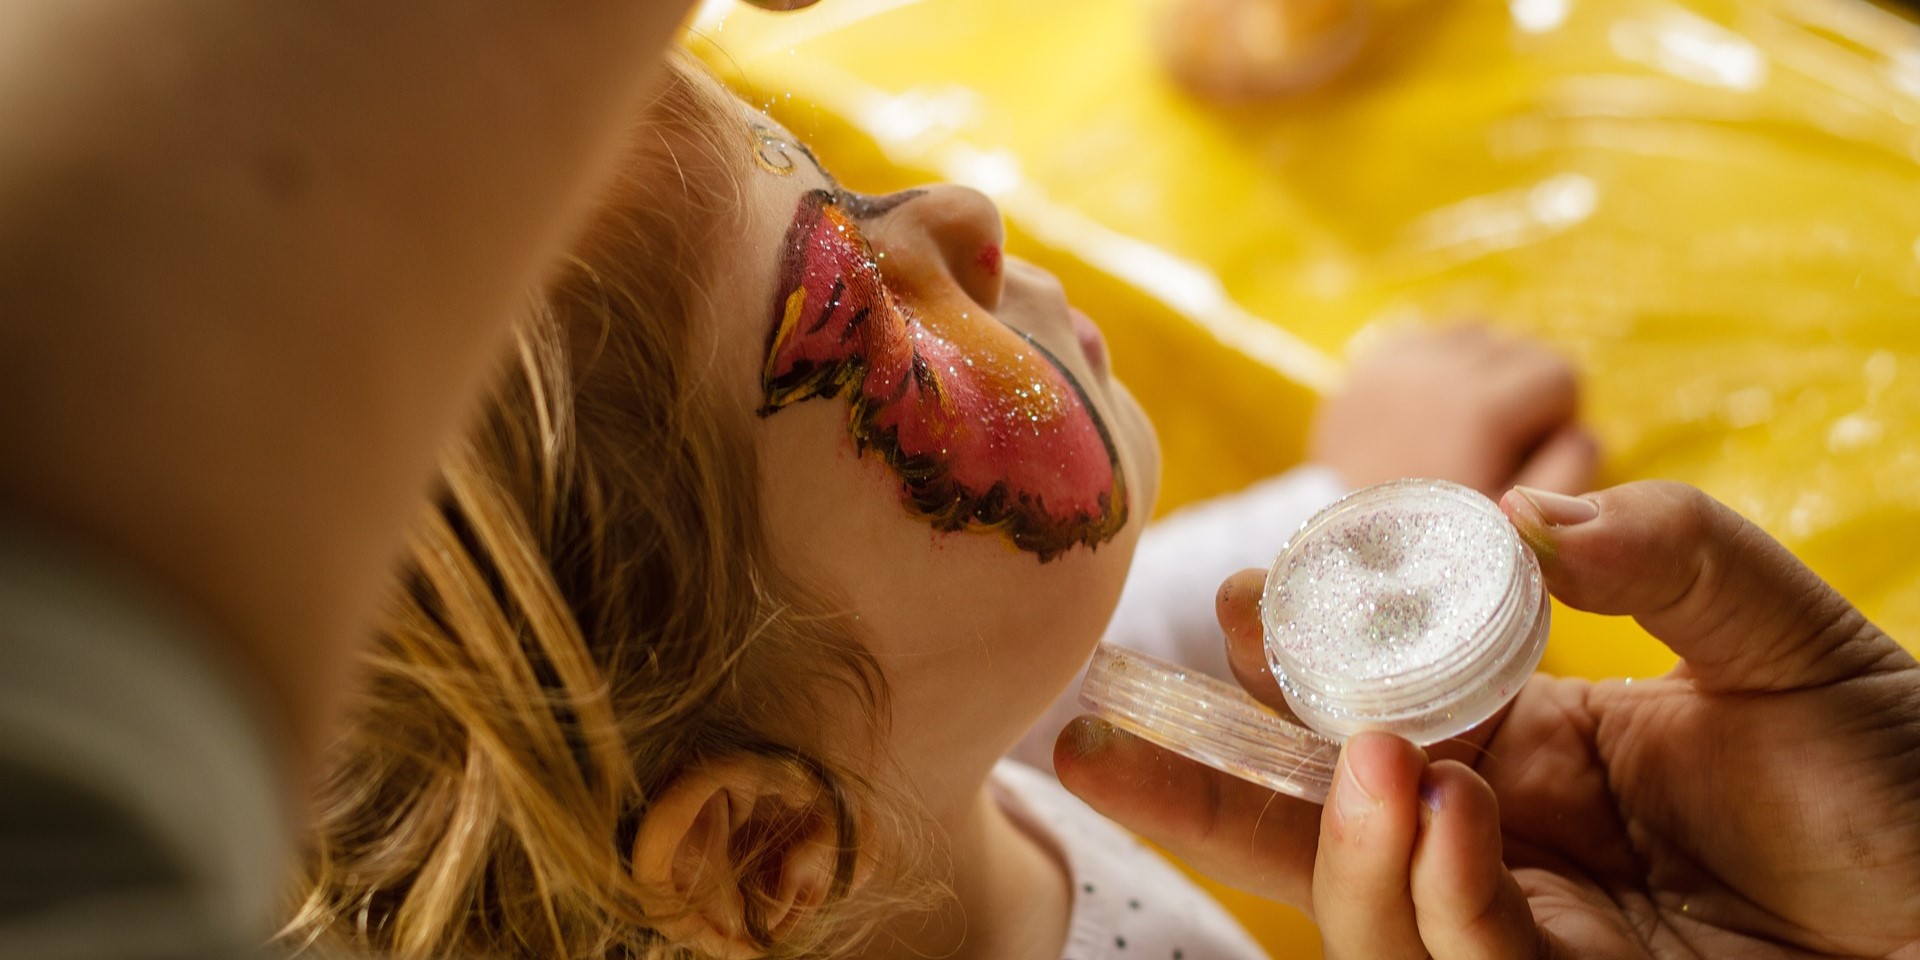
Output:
[697, 111, 1160, 809]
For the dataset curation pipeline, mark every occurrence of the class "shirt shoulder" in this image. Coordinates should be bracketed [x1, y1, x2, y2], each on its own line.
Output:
[0, 516, 291, 959]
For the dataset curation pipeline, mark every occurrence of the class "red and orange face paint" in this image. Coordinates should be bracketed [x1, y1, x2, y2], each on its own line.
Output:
[759, 188, 1128, 561]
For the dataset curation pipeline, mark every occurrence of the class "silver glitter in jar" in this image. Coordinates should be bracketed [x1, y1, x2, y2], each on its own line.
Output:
[1261, 479, 1549, 743]
[1267, 508, 1514, 681]
[1077, 478, 1550, 805]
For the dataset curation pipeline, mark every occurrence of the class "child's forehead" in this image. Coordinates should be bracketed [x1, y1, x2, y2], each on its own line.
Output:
[730, 104, 842, 198]
[631, 63, 796, 203]
[747, 120, 822, 179]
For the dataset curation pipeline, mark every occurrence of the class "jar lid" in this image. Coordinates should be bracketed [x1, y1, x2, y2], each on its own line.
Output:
[1080, 643, 1338, 803]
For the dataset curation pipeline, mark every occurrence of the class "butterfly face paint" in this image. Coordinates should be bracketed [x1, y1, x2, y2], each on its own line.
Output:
[759, 190, 1129, 562]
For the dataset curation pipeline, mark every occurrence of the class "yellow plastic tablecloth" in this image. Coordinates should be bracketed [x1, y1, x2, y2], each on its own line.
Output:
[693, 0, 1920, 954]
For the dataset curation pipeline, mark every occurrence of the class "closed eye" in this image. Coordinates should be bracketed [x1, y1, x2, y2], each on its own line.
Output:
[836, 189, 926, 221]
[765, 124, 923, 222]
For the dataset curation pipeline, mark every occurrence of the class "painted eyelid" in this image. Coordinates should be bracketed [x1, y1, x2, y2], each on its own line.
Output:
[754, 123, 915, 216]
[836, 188, 926, 221]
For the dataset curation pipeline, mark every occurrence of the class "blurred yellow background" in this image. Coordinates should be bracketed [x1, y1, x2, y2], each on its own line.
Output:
[693, 0, 1920, 953]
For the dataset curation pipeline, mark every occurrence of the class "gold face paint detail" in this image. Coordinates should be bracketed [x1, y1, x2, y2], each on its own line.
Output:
[763, 288, 808, 384]
[750, 124, 799, 177]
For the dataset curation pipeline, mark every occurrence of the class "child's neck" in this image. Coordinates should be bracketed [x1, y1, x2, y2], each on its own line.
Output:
[859, 784, 1071, 960]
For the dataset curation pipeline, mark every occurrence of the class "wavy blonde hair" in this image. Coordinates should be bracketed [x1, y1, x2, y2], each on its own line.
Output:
[285, 53, 919, 959]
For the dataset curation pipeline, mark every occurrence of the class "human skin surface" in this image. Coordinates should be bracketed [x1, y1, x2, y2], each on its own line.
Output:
[0, 0, 726, 787]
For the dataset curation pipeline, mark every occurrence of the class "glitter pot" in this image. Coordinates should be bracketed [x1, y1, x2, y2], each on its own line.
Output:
[1080, 479, 1549, 803]
[1263, 479, 1549, 742]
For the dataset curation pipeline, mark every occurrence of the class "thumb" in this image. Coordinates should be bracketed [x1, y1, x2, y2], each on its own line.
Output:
[1409, 761, 1543, 960]
[1054, 717, 1321, 906]
[1501, 480, 1897, 693]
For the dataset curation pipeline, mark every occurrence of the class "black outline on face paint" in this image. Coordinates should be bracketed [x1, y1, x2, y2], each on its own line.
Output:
[758, 189, 1129, 562]
[836, 190, 925, 220]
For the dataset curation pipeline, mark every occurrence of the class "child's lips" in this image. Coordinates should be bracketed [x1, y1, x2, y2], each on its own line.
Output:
[1069, 307, 1109, 380]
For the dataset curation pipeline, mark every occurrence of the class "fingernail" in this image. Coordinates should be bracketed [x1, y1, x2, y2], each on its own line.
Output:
[1513, 486, 1599, 526]
[1058, 717, 1116, 760]
[1332, 750, 1380, 826]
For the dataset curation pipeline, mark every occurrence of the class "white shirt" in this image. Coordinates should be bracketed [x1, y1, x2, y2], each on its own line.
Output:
[992, 760, 1270, 960]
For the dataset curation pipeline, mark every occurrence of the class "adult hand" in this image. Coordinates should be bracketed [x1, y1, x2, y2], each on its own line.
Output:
[1309, 327, 1598, 499]
[1056, 481, 1920, 958]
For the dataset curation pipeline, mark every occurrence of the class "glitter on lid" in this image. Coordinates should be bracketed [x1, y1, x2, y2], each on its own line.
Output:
[1265, 495, 1517, 684]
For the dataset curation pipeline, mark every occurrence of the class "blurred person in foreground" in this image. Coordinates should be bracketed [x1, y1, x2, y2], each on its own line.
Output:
[0, 1, 818, 956]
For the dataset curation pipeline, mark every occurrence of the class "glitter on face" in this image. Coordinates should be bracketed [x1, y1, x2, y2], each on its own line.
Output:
[1265, 503, 1516, 683]
[758, 189, 1129, 560]
[749, 123, 799, 177]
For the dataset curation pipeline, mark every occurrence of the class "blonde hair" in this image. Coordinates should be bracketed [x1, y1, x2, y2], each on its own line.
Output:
[286, 54, 917, 959]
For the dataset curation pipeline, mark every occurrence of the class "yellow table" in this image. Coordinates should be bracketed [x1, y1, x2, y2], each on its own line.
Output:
[694, 0, 1920, 952]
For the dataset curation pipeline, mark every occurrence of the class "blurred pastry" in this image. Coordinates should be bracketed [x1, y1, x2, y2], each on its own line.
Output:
[1155, 0, 1370, 100]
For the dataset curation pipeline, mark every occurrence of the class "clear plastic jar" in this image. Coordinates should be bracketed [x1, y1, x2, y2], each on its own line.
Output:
[1081, 479, 1548, 803]
[1262, 479, 1549, 742]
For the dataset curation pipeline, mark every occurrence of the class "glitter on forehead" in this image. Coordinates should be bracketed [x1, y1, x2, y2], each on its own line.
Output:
[1266, 503, 1516, 683]
[749, 123, 799, 177]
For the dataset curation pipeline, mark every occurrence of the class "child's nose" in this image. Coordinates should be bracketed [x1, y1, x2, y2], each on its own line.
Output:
[881, 185, 1006, 312]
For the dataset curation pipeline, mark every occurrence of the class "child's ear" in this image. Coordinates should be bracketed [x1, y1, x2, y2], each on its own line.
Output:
[632, 756, 853, 959]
